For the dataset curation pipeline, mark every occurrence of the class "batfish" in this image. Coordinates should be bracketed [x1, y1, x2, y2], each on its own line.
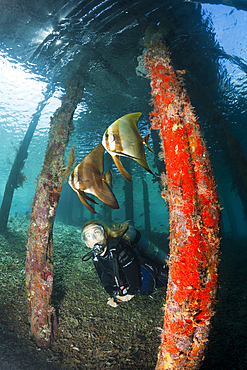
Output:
[102, 112, 154, 182]
[68, 144, 119, 214]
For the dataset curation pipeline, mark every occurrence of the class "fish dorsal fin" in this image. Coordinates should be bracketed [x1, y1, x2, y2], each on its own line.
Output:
[86, 143, 105, 174]
[124, 112, 142, 129]
[143, 134, 154, 154]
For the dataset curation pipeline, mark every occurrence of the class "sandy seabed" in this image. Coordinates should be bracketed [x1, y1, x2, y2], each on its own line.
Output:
[0, 215, 246, 370]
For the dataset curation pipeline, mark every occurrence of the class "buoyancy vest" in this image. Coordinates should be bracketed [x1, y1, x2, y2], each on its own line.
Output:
[95, 236, 161, 296]
[92, 236, 141, 296]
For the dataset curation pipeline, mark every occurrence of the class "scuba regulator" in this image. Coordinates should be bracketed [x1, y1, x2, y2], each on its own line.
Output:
[81, 243, 105, 261]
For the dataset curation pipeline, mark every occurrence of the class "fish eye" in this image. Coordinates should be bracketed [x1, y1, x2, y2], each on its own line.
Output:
[107, 133, 115, 143]
[105, 133, 109, 138]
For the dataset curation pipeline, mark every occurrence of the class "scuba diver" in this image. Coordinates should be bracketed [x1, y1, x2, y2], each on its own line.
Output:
[81, 220, 168, 308]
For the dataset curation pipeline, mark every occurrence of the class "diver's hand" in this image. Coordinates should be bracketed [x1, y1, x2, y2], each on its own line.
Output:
[107, 297, 118, 308]
[116, 294, 134, 302]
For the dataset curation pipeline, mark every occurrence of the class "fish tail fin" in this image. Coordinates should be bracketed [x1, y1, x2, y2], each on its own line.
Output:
[143, 134, 154, 153]
[103, 170, 113, 187]
[113, 155, 132, 182]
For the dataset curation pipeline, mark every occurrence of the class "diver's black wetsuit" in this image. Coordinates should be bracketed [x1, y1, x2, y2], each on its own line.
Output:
[93, 239, 142, 298]
[92, 235, 168, 299]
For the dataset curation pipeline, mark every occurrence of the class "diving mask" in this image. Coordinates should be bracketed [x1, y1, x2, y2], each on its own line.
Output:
[81, 225, 105, 249]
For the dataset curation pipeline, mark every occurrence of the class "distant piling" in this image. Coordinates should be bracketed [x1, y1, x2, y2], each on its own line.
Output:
[0, 84, 54, 233]
[137, 29, 221, 369]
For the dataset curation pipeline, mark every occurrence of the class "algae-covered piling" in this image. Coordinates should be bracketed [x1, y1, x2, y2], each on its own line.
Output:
[26, 76, 84, 348]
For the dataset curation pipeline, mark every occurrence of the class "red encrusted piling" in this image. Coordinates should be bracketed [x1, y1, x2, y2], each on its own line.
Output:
[26, 78, 84, 348]
[138, 35, 221, 369]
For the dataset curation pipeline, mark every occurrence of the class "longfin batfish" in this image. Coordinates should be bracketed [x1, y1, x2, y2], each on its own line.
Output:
[68, 144, 119, 214]
[102, 112, 154, 182]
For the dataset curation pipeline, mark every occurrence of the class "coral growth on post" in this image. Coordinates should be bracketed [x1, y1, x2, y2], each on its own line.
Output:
[138, 32, 221, 369]
[26, 78, 84, 348]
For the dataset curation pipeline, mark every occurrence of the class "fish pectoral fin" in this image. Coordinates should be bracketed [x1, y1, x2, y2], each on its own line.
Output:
[83, 192, 98, 204]
[143, 134, 154, 153]
[96, 181, 120, 209]
[77, 190, 97, 214]
[112, 155, 132, 182]
[103, 170, 113, 187]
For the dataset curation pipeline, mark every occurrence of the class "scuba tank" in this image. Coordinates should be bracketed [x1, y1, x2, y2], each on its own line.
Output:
[125, 226, 168, 265]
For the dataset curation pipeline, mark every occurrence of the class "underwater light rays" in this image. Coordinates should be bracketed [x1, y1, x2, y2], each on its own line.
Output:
[0, 52, 47, 133]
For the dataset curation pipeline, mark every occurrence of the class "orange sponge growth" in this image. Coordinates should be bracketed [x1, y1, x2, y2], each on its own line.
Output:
[139, 37, 221, 369]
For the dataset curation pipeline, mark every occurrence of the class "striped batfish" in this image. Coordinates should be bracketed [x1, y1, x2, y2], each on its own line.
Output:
[68, 144, 119, 214]
[102, 112, 154, 182]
